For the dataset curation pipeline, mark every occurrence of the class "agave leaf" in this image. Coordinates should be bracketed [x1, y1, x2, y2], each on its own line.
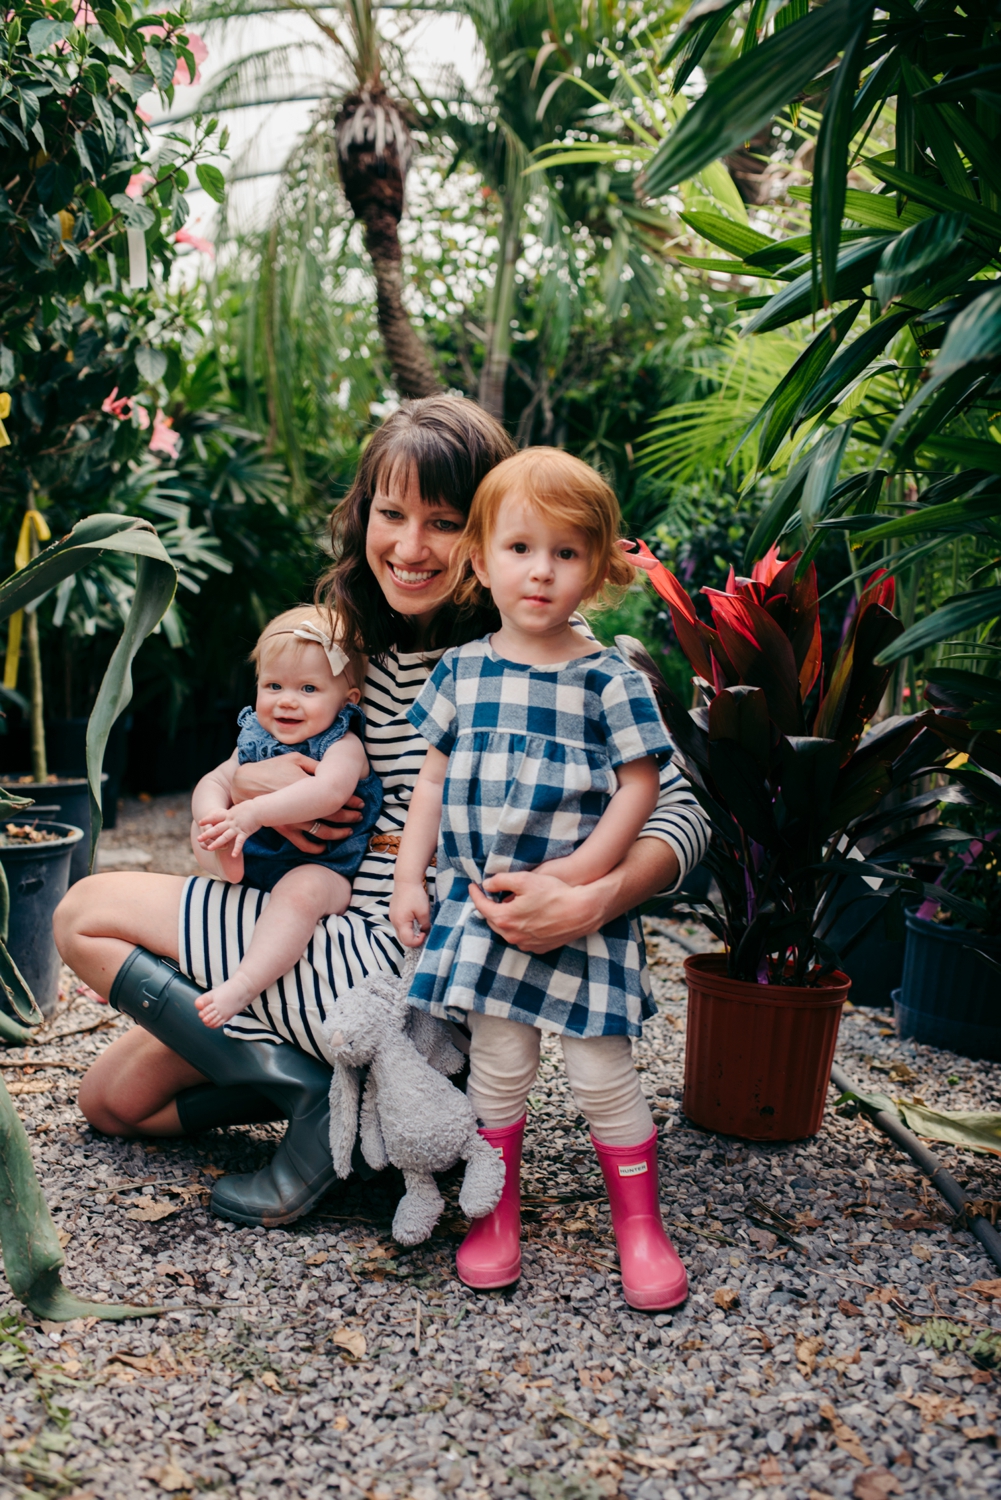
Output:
[643, 0, 872, 197]
[876, 587, 1001, 667]
[873, 212, 970, 311]
[813, 14, 871, 307]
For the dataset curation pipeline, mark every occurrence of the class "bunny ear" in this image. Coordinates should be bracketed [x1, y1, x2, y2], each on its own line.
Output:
[328, 1061, 361, 1179]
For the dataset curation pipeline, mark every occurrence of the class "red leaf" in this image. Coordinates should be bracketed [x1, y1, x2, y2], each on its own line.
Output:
[704, 589, 803, 735]
[752, 543, 787, 587]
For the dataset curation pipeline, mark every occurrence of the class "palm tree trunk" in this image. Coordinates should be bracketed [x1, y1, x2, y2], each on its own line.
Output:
[478, 196, 522, 422]
[362, 205, 442, 400]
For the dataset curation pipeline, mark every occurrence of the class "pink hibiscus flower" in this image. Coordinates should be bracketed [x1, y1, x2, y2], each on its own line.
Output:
[149, 410, 181, 458]
[174, 227, 215, 256]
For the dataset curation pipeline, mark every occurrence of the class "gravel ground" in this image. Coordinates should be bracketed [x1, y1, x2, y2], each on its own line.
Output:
[2, 806, 1001, 1500]
[96, 794, 201, 877]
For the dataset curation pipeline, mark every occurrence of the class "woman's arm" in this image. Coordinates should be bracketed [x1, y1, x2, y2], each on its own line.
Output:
[468, 763, 710, 953]
[230, 753, 365, 853]
[389, 748, 447, 947]
[540, 756, 660, 888]
[199, 736, 370, 855]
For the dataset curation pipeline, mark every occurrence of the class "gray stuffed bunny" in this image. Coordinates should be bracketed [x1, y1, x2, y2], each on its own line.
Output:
[320, 950, 505, 1246]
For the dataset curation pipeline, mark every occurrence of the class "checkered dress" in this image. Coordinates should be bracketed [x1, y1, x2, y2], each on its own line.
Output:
[406, 637, 675, 1038]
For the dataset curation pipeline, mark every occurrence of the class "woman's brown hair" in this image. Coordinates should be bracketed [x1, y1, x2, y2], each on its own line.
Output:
[451, 447, 635, 612]
[317, 397, 515, 658]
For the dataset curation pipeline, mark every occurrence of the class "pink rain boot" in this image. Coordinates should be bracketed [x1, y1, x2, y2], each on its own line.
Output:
[456, 1115, 525, 1290]
[593, 1129, 688, 1311]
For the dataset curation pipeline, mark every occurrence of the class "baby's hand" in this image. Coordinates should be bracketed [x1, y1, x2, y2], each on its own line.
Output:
[390, 882, 430, 948]
[198, 803, 261, 857]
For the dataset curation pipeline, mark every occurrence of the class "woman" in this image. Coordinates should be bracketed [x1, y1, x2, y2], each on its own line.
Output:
[55, 397, 708, 1231]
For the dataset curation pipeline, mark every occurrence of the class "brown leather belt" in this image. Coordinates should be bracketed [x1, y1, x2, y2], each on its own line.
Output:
[367, 832, 434, 866]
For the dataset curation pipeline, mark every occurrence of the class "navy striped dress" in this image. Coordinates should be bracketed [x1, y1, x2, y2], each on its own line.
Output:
[178, 643, 710, 1061]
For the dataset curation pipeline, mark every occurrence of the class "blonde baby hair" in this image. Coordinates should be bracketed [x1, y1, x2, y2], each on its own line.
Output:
[251, 606, 359, 686]
[450, 447, 635, 613]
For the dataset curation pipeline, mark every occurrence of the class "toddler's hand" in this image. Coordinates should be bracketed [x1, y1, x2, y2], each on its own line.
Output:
[390, 882, 430, 948]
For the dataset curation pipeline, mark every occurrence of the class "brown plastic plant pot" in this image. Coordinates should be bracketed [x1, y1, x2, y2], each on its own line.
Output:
[682, 952, 850, 1142]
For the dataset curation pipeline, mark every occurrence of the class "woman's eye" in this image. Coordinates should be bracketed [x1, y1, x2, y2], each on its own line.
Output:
[433, 518, 463, 532]
[377, 507, 404, 521]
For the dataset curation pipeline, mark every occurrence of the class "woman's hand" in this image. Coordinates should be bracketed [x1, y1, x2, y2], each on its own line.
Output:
[390, 881, 431, 948]
[231, 753, 366, 853]
[468, 839, 680, 954]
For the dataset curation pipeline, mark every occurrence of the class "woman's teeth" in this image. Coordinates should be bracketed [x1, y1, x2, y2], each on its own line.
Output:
[390, 565, 437, 583]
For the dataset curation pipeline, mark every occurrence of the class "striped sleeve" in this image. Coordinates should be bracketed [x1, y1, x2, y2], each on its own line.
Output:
[641, 760, 710, 891]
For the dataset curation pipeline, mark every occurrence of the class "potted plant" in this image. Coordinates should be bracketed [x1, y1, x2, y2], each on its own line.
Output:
[889, 671, 1001, 1060]
[624, 542, 976, 1141]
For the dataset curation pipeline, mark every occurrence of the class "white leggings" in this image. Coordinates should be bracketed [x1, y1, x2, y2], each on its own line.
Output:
[466, 1012, 654, 1146]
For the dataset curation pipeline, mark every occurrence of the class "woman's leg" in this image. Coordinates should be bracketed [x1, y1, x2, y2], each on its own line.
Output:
[561, 1034, 686, 1311]
[54, 873, 195, 1135]
[559, 1034, 653, 1144]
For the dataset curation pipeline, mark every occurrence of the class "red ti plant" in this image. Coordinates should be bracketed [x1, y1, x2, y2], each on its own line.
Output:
[623, 543, 980, 984]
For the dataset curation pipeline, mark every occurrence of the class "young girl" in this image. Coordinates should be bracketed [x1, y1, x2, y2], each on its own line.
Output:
[389, 448, 688, 1311]
[192, 606, 383, 1028]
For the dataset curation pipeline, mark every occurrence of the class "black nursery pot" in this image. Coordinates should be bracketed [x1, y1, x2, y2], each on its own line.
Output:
[0, 777, 102, 887]
[894, 907, 1001, 1062]
[0, 820, 84, 1017]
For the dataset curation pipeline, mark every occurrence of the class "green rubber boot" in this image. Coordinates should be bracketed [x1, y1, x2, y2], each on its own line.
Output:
[110, 947, 336, 1227]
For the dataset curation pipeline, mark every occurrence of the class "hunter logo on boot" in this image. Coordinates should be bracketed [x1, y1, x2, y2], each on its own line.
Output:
[618, 1161, 648, 1176]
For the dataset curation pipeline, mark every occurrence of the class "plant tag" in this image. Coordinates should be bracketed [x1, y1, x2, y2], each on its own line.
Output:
[618, 1161, 648, 1177]
[127, 227, 148, 289]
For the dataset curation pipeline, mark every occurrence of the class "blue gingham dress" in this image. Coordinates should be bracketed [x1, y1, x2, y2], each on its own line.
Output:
[406, 637, 675, 1038]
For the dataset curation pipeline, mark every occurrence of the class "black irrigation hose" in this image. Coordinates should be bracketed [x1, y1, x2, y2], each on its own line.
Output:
[829, 1062, 1001, 1275]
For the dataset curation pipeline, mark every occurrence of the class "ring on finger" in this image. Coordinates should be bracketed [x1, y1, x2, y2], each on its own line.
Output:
[309, 821, 322, 836]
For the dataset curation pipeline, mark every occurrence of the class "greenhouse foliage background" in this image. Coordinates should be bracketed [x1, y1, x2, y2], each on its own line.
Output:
[1, 0, 998, 795]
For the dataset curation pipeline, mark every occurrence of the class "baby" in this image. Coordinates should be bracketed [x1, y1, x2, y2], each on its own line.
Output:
[191, 606, 382, 1027]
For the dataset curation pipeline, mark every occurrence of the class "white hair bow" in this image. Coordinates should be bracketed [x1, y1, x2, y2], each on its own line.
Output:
[291, 621, 351, 679]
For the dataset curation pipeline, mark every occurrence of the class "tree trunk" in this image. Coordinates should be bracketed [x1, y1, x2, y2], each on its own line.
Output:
[478, 198, 522, 423]
[335, 89, 442, 401]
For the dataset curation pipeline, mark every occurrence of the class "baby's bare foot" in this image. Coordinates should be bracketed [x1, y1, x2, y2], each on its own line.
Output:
[196, 975, 258, 1028]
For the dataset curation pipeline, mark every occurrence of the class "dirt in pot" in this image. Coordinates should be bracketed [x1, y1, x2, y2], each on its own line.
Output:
[0, 822, 64, 845]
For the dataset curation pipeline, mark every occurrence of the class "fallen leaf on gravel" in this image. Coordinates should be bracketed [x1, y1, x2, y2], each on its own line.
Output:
[563, 1219, 590, 1232]
[748, 1227, 778, 1253]
[331, 1327, 366, 1359]
[853, 1468, 902, 1499]
[971, 1369, 994, 1384]
[202, 1164, 225, 1178]
[714, 1287, 739, 1311]
[759, 1455, 783, 1479]
[819, 1403, 869, 1464]
[514, 1357, 532, 1375]
[124, 1198, 178, 1222]
[795, 1213, 823, 1229]
[866, 1286, 903, 1305]
[822, 1349, 861, 1377]
[887, 1063, 918, 1083]
[796, 1335, 825, 1377]
[968, 1278, 1001, 1300]
[887, 1212, 940, 1231]
[333, 1415, 349, 1431]
[6, 1079, 54, 1094]
[743, 1326, 774, 1352]
[145, 1454, 192, 1492]
[903, 1391, 975, 1426]
[963, 1426, 996, 1442]
[157, 1266, 194, 1286]
[260, 1371, 281, 1392]
[56, 1230, 72, 1248]
[931, 1360, 966, 1379]
[304, 1252, 328, 1265]
[839, 1299, 864, 1317]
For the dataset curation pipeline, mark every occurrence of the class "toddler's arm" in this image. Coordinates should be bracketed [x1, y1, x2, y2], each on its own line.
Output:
[198, 734, 370, 856]
[540, 756, 661, 888]
[191, 753, 245, 881]
[389, 747, 447, 948]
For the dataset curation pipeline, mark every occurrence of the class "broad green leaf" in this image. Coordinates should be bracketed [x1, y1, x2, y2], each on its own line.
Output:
[930, 282, 1001, 383]
[794, 308, 911, 423]
[737, 302, 861, 469]
[896, 1101, 1001, 1156]
[196, 163, 226, 204]
[921, 435, 1001, 474]
[868, 163, 1001, 239]
[789, 184, 932, 231]
[675, 255, 752, 273]
[680, 211, 772, 259]
[873, 211, 969, 310]
[800, 420, 853, 524]
[813, 14, 871, 306]
[95, 8, 125, 50]
[90, 92, 117, 153]
[876, 587, 1001, 665]
[671, 0, 742, 89]
[27, 18, 72, 54]
[135, 345, 168, 383]
[742, 237, 890, 335]
[643, 0, 871, 197]
[85, 187, 113, 228]
[109, 192, 156, 232]
[905, 59, 976, 201]
[743, 447, 816, 566]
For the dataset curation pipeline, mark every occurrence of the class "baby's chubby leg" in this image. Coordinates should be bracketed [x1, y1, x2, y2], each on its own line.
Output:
[196, 865, 351, 1028]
